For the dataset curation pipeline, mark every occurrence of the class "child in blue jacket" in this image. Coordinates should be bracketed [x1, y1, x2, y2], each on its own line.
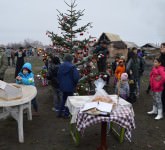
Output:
[16, 62, 38, 115]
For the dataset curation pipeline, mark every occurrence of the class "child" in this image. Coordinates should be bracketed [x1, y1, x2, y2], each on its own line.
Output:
[115, 59, 126, 82]
[40, 65, 48, 86]
[115, 73, 129, 100]
[16, 62, 38, 115]
[147, 58, 165, 120]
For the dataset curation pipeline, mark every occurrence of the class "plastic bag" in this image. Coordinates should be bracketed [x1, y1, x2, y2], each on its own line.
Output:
[91, 78, 112, 102]
[94, 78, 107, 96]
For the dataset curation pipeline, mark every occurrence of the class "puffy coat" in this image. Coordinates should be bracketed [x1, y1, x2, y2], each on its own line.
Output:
[57, 61, 79, 92]
[47, 63, 60, 88]
[150, 66, 165, 92]
[16, 62, 35, 86]
[115, 65, 126, 80]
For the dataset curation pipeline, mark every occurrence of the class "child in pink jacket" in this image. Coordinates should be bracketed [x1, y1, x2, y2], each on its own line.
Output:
[147, 57, 165, 120]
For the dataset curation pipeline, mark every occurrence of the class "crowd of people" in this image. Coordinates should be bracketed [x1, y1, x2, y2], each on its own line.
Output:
[0, 42, 165, 120]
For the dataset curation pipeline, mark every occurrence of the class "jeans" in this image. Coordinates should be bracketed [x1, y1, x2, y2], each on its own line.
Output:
[58, 92, 73, 117]
[53, 88, 63, 110]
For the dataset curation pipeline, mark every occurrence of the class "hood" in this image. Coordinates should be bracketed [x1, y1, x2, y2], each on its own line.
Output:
[60, 62, 73, 74]
[22, 62, 32, 72]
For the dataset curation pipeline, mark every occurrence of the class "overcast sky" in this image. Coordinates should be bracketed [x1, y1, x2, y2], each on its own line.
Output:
[0, 0, 165, 46]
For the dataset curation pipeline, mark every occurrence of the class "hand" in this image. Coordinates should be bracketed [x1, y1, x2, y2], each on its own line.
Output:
[16, 76, 22, 80]
[130, 70, 133, 75]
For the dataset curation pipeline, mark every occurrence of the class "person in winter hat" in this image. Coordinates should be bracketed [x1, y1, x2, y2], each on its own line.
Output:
[16, 62, 38, 115]
[115, 72, 129, 100]
[147, 57, 165, 120]
[47, 55, 62, 112]
[115, 59, 126, 81]
[57, 54, 80, 118]
[93, 40, 109, 72]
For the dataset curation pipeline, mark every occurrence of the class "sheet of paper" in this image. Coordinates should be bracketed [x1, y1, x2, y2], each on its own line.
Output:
[81, 102, 98, 112]
[97, 102, 113, 113]
[0, 80, 7, 89]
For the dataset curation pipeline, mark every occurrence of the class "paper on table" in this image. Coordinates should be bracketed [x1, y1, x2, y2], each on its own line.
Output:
[97, 102, 113, 113]
[81, 102, 98, 112]
[81, 101, 113, 113]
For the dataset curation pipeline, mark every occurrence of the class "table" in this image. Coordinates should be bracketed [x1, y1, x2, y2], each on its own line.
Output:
[66, 95, 135, 148]
[0, 84, 37, 143]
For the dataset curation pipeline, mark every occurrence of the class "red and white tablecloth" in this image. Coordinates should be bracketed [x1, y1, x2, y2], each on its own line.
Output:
[76, 105, 135, 142]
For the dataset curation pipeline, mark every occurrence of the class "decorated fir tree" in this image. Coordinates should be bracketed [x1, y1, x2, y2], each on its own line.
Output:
[46, 0, 92, 54]
[46, 0, 110, 95]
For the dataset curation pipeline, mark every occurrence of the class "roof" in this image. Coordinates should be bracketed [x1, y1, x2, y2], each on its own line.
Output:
[124, 41, 139, 48]
[104, 32, 122, 41]
[141, 43, 160, 49]
[98, 32, 122, 42]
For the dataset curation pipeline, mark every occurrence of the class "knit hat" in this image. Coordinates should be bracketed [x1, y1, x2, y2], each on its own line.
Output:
[121, 73, 128, 81]
[64, 53, 73, 62]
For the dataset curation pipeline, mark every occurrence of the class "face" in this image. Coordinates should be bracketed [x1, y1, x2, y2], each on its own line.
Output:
[133, 49, 137, 54]
[160, 44, 165, 54]
[119, 61, 124, 66]
[154, 59, 161, 67]
[23, 69, 28, 74]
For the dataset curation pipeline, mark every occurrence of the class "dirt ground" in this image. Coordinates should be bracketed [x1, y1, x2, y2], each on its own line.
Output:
[0, 56, 165, 150]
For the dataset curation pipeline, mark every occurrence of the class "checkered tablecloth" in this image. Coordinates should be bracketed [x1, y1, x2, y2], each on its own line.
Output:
[76, 105, 135, 142]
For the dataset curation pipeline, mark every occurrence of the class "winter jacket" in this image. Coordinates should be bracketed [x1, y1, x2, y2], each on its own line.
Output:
[0, 50, 8, 80]
[126, 57, 143, 80]
[16, 62, 35, 86]
[115, 81, 130, 100]
[5, 48, 11, 57]
[150, 66, 165, 92]
[115, 65, 126, 80]
[93, 45, 108, 57]
[47, 63, 60, 88]
[15, 51, 26, 77]
[57, 61, 79, 92]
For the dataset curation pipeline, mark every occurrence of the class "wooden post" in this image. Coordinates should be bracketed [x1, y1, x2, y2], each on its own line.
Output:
[97, 122, 107, 150]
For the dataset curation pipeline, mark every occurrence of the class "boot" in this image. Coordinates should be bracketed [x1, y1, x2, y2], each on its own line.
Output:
[155, 109, 163, 120]
[147, 106, 157, 115]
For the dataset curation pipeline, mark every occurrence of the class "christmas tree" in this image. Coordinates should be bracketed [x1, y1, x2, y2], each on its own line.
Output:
[46, 0, 107, 95]
[46, 0, 92, 54]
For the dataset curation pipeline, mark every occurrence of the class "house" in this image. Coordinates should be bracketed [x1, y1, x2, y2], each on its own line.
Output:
[141, 43, 160, 58]
[97, 32, 128, 58]
[141, 43, 159, 50]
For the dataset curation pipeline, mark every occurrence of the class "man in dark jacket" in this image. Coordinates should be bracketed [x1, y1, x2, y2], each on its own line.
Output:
[93, 40, 109, 72]
[47, 55, 62, 111]
[57, 54, 80, 118]
[126, 47, 145, 101]
[0, 48, 8, 80]
[15, 47, 26, 77]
